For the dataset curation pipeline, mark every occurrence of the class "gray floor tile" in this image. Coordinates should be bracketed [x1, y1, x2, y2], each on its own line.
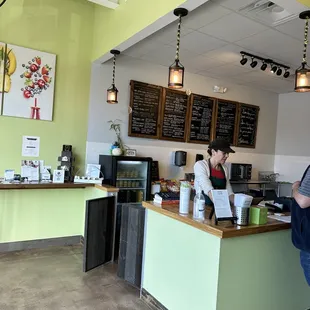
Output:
[0, 246, 150, 310]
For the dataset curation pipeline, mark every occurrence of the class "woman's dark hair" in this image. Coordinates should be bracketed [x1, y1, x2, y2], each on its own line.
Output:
[207, 147, 218, 157]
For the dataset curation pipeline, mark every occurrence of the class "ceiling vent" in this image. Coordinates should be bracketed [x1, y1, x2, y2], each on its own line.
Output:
[88, 0, 119, 9]
[238, 1, 297, 26]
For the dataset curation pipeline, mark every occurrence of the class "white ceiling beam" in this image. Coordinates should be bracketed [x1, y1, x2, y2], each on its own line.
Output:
[95, 0, 210, 64]
[88, 0, 119, 10]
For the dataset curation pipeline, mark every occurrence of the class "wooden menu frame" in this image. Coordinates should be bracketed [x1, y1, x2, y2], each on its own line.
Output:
[128, 80, 163, 140]
[127, 80, 260, 148]
[214, 99, 239, 146]
[159, 87, 190, 142]
[186, 93, 216, 144]
[236, 103, 260, 148]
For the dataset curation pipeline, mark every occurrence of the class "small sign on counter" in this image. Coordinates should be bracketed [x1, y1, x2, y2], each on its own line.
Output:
[211, 189, 233, 219]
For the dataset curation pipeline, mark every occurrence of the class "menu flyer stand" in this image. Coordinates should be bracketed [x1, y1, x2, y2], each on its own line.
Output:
[209, 206, 237, 225]
[209, 190, 237, 226]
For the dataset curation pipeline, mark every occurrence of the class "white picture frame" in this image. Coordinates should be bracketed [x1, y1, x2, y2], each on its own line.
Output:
[1, 43, 56, 121]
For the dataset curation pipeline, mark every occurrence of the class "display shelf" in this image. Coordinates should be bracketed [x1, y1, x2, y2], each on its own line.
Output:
[119, 187, 146, 190]
[116, 178, 145, 181]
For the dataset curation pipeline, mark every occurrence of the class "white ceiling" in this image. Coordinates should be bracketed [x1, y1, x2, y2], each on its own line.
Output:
[122, 0, 310, 94]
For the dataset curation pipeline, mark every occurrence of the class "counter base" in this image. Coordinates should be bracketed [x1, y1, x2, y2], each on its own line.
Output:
[0, 235, 82, 252]
[141, 289, 167, 310]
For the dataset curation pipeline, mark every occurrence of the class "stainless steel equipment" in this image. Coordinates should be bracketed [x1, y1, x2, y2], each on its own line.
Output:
[234, 206, 250, 226]
[226, 163, 252, 181]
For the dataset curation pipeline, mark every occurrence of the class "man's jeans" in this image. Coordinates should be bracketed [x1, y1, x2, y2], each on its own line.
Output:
[300, 250, 310, 286]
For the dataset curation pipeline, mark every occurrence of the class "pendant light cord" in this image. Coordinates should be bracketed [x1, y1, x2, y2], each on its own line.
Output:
[175, 15, 182, 61]
[112, 54, 116, 85]
[0, 0, 7, 8]
[303, 16, 309, 66]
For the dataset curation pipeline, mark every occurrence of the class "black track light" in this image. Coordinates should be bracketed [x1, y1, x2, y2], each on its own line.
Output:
[239, 51, 290, 79]
[240, 55, 248, 66]
[250, 58, 258, 68]
[261, 62, 267, 71]
[271, 65, 278, 74]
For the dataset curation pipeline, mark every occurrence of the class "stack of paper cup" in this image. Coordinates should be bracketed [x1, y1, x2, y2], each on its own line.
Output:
[179, 181, 191, 214]
[234, 194, 253, 208]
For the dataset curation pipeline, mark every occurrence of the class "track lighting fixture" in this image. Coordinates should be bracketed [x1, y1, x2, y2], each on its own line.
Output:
[240, 52, 290, 79]
[250, 58, 258, 68]
[295, 11, 310, 92]
[0, 0, 7, 8]
[240, 54, 248, 66]
[276, 68, 283, 76]
[168, 8, 188, 89]
[261, 62, 267, 71]
[271, 65, 278, 74]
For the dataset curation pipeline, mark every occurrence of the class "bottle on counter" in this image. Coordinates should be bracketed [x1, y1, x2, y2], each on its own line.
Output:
[179, 181, 191, 215]
[193, 187, 205, 221]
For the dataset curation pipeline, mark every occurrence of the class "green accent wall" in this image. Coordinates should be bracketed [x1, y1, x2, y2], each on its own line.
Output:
[0, 0, 187, 173]
[0, 187, 108, 243]
[0, 0, 95, 173]
[92, 0, 186, 61]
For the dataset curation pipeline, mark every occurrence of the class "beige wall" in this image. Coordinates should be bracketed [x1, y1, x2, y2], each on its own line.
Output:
[86, 55, 279, 179]
[275, 92, 310, 182]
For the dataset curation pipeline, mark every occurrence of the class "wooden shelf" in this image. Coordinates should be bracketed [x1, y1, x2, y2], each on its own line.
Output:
[0, 182, 119, 193]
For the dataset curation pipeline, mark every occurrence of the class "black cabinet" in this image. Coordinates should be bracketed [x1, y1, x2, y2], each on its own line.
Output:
[83, 196, 115, 272]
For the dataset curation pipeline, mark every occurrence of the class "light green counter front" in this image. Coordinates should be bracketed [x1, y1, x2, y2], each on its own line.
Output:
[141, 203, 309, 310]
[0, 183, 118, 246]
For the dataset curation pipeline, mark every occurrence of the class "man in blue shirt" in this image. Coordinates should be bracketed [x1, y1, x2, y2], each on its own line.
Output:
[292, 166, 310, 286]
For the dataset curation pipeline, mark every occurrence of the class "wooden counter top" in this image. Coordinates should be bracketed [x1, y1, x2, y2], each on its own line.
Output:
[0, 183, 119, 192]
[142, 201, 291, 239]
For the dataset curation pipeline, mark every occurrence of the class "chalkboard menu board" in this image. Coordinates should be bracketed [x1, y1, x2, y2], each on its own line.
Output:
[159, 88, 189, 142]
[236, 104, 259, 148]
[187, 94, 215, 144]
[128, 80, 162, 139]
[214, 100, 238, 145]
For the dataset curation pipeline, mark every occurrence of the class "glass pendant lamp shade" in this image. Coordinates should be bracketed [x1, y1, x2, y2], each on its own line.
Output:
[168, 8, 188, 89]
[168, 60, 184, 89]
[107, 84, 118, 103]
[295, 65, 310, 92]
[107, 49, 120, 104]
[295, 11, 310, 92]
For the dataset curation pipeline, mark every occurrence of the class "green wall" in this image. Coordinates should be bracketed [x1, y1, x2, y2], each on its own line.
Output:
[0, 0, 187, 173]
[0, 0, 95, 173]
[92, 0, 186, 61]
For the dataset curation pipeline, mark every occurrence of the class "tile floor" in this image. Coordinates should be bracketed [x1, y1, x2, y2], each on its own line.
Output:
[0, 245, 150, 310]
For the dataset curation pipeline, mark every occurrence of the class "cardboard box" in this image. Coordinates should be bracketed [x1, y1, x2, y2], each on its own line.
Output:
[250, 206, 268, 225]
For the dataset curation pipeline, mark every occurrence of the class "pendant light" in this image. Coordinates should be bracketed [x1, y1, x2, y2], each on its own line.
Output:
[295, 11, 310, 93]
[168, 8, 188, 89]
[107, 49, 120, 104]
